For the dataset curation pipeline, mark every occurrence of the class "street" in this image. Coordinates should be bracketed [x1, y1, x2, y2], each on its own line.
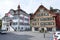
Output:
[0, 31, 53, 40]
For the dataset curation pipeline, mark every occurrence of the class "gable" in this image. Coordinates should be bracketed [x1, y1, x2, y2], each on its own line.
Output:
[35, 7, 50, 17]
[34, 5, 49, 15]
[33, 5, 55, 17]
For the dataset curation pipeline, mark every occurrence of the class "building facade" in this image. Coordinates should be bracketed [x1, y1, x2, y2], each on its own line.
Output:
[55, 13, 60, 31]
[50, 8, 60, 31]
[2, 14, 14, 31]
[2, 5, 30, 31]
[30, 5, 56, 32]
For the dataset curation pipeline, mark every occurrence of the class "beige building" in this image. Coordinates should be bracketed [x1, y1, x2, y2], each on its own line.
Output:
[30, 5, 56, 32]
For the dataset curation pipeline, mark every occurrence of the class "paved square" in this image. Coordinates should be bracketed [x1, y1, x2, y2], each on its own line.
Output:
[0, 31, 53, 40]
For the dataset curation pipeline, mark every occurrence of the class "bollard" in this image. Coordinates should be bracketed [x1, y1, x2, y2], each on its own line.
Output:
[44, 33, 45, 38]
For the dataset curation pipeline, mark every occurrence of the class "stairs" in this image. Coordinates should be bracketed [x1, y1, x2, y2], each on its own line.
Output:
[9, 26, 14, 31]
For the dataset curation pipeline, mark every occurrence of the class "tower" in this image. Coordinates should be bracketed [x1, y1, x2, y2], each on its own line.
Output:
[17, 5, 20, 31]
[18, 5, 20, 11]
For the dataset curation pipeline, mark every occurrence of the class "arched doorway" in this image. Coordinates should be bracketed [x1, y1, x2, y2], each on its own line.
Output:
[34, 27, 39, 31]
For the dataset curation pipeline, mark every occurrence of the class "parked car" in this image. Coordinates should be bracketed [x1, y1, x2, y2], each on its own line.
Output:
[53, 31, 60, 40]
[0, 25, 7, 34]
[0, 30, 1, 33]
[0, 30, 7, 34]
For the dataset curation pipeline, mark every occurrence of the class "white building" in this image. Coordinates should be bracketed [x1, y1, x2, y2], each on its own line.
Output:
[2, 5, 30, 31]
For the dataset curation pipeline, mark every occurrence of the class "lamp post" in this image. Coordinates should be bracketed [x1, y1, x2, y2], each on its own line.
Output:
[44, 27, 45, 38]
[44, 24, 46, 39]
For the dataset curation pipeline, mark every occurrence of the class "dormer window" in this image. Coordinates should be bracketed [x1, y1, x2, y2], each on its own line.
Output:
[10, 10, 14, 15]
[10, 11, 14, 13]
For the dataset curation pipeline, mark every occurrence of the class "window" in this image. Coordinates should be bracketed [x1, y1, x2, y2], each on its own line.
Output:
[33, 19, 36, 21]
[40, 17, 54, 21]
[25, 18, 29, 21]
[49, 17, 54, 20]
[24, 23, 29, 25]
[10, 10, 14, 15]
[13, 22, 17, 25]
[38, 23, 39, 25]
[37, 13, 49, 16]
[19, 23, 29, 25]
[47, 28, 52, 31]
[20, 17, 23, 20]
[37, 14, 40, 16]
[20, 22, 24, 25]
[33, 18, 39, 21]
[21, 27, 23, 29]
[45, 22, 54, 25]
[51, 22, 54, 25]
[40, 22, 45, 26]
[41, 13, 44, 16]
[13, 17, 18, 19]
[44, 13, 49, 16]
[32, 23, 37, 25]
[37, 13, 44, 16]
[32, 23, 34, 25]
[40, 9, 44, 12]
[40, 18, 48, 21]
[40, 22, 54, 26]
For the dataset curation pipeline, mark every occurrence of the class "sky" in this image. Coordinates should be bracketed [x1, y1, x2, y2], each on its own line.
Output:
[0, 0, 60, 18]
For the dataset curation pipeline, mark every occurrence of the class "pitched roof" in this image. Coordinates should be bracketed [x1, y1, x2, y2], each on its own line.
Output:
[31, 5, 56, 17]
[34, 5, 49, 15]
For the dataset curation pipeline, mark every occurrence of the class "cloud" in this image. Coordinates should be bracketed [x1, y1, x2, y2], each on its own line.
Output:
[0, 0, 60, 18]
[0, 0, 20, 18]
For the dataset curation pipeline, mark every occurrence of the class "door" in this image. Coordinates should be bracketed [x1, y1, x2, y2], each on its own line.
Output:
[47, 28, 52, 31]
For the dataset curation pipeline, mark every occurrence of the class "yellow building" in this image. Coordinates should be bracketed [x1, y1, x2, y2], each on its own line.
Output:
[30, 5, 56, 32]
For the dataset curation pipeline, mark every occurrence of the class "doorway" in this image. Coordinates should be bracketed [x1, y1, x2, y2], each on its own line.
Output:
[47, 28, 52, 31]
[34, 27, 39, 31]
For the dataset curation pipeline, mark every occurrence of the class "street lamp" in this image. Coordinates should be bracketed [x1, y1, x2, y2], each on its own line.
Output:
[44, 27, 45, 38]
[44, 24, 46, 38]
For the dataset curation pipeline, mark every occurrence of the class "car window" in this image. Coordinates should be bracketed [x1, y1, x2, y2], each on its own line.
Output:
[1, 30, 7, 31]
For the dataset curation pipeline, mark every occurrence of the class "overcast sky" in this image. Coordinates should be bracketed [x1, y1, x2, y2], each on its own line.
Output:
[0, 0, 60, 18]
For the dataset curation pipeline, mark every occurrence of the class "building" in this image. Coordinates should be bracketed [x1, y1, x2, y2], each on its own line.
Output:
[30, 5, 56, 32]
[2, 14, 14, 31]
[55, 13, 60, 31]
[2, 5, 30, 31]
[50, 8, 60, 31]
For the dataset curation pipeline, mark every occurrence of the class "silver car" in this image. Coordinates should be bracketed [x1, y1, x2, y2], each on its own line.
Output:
[0, 30, 7, 34]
